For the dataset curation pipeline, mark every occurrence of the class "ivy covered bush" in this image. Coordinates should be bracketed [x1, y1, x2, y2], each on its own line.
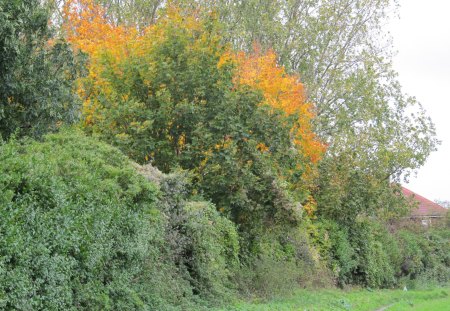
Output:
[0, 130, 165, 309]
[0, 130, 241, 309]
[312, 218, 401, 288]
[397, 228, 450, 288]
[137, 167, 240, 303]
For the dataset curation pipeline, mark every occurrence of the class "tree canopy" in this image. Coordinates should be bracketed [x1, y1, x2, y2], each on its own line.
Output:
[0, 1, 446, 305]
[64, 1, 323, 232]
[0, 0, 82, 140]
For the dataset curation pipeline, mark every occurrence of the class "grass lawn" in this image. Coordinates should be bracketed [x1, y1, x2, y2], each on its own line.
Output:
[219, 287, 450, 311]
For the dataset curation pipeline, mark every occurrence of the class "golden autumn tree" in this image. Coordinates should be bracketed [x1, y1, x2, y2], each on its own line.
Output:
[64, 0, 323, 224]
[231, 49, 325, 216]
[63, 0, 140, 126]
[233, 49, 325, 164]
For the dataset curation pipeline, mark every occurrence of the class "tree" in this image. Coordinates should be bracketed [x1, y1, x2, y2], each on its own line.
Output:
[50, 0, 163, 29]
[64, 1, 322, 233]
[0, 0, 82, 140]
[176, 0, 438, 219]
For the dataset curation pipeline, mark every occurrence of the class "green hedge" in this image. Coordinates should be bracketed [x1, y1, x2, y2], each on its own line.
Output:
[397, 228, 450, 288]
[0, 130, 169, 309]
[0, 130, 241, 309]
[138, 168, 240, 304]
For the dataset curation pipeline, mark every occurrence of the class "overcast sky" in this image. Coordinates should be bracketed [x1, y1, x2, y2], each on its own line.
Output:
[389, 1, 450, 202]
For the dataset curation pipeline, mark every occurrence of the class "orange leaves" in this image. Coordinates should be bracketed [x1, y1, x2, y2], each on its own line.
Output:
[236, 50, 306, 116]
[63, 0, 141, 85]
[64, 0, 139, 58]
[63, 0, 141, 126]
[234, 49, 325, 164]
[63, 0, 324, 174]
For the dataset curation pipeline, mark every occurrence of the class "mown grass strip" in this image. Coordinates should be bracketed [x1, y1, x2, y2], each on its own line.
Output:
[218, 288, 450, 311]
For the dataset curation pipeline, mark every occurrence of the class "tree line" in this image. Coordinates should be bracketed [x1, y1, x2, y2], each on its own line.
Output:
[0, 0, 447, 309]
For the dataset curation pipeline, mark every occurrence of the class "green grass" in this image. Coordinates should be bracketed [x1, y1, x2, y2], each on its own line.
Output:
[388, 289, 450, 311]
[218, 288, 450, 311]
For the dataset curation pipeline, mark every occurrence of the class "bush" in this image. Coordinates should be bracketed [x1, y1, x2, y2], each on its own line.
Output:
[0, 130, 178, 309]
[181, 201, 239, 300]
[235, 255, 303, 299]
[313, 220, 357, 285]
[313, 218, 401, 288]
[397, 228, 450, 288]
[235, 223, 333, 299]
[0, 0, 82, 140]
[353, 220, 401, 288]
[135, 166, 241, 304]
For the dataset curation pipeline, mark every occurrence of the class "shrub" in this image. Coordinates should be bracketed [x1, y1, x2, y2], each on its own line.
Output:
[235, 255, 303, 299]
[0, 130, 177, 310]
[345, 219, 400, 288]
[136, 166, 240, 304]
[397, 228, 450, 288]
[181, 201, 239, 300]
[235, 223, 333, 299]
[313, 220, 357, 285]
[313, 218, 402, 288]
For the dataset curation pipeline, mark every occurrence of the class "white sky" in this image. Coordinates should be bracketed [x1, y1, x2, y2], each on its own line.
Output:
[389, 1, 450, 202]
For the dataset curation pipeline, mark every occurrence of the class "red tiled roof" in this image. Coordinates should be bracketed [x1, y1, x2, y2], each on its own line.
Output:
[402, 187, 448, 217]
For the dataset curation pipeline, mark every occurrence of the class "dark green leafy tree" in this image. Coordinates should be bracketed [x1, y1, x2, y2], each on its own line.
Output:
[0, 0, 81, 140]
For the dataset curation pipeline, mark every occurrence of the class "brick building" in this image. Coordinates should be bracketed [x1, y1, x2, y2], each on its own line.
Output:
[402, 187, 448, 227]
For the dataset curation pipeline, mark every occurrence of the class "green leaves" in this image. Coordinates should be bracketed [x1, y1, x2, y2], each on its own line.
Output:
[0, 129, 164, 309]
[0, 0, 82, 140]
[179, 0, 438, 222]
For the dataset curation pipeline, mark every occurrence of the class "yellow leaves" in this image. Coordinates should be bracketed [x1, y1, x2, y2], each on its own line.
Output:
[256, 142, 269, 152]
[234, 48, 325, 165]
[303, 195, 318, 218]
[64, 1, 221, 131]
[64, 0, 139, 58]
[217, 51, 234, 69]
[215, 139, 232, 151]
[64, 0, 143, 129]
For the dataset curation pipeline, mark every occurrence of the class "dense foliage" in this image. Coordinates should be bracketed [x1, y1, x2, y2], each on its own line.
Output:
[0, 0, 81, 139]
[396, 228, 450, 287]
[137, 166, 240, 303]
[0, 0, 448, 309]
[0, 130, 162, 309]
[0, 130, 241, 309]
[64, 2, 323, 238]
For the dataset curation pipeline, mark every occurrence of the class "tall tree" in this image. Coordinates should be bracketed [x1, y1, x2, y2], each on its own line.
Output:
[64, 1, 322, 232]
[0, 0, 81, 139]
[49, 0, 163, 29]
[176, 0, 439, 218]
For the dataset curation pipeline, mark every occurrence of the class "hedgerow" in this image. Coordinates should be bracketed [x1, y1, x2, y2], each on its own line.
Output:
[0, 130, 240, 310]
